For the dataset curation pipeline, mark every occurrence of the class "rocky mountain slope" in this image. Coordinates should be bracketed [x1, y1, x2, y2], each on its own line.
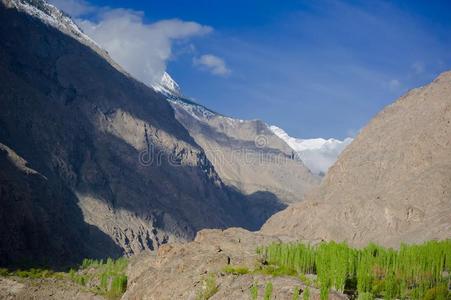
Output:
[168, 96, 320, 204]
[0, 0, 284, 268]
[121, 71, 451, 300]
[122, 228, 347, 300]
[262, 71, 451, 247]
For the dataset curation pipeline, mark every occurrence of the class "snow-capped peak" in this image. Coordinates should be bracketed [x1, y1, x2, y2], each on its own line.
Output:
[153, 72, 182, 97]
[152, 72, 220, 121]
[269, 125, 353, 175]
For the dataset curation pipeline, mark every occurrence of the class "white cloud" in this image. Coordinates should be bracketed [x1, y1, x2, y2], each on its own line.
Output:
[294, 139, 352, 175]
[50, 0, 213, 86]
[193, 54, 231, 76]
[79, 10, 212, 85]
[388, 79, 401, 90]
[411, 61, 425, 75]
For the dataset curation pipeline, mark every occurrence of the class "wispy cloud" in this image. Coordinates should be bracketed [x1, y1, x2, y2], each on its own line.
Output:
[411, 61, 425, 75]
[188, 0, 451, 139]
[193, 54, 231, 76]
[388, 79, 401, 90]
[50, 0, 213, 86]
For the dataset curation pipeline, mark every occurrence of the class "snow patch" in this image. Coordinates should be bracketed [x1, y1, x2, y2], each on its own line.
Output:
[270, 125, 352, 175]
[153, 72, 182, 97]
[6, 0, 100, 49]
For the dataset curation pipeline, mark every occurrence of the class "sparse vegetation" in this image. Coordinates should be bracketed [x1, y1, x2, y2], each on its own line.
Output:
[263, 281, 273, 300]
[250, 282, 259, 300]
[292, 286, 300, 300]
[6, 268, 55, 279]
[83, 257, 128, 298]
[196, 273, 218, 300]
[259, 239, 451, 300]
[302, 286, 310, 300]
[222, 265, 250, 275]
[0, 257, 128, 299]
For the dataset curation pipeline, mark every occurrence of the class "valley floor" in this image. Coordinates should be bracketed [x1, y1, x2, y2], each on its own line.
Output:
[0, 276, 103, 299]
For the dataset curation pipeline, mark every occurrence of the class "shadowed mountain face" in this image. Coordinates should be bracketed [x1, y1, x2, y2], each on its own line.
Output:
[0, 1, 284, 267]
[262, 72, 451, 247]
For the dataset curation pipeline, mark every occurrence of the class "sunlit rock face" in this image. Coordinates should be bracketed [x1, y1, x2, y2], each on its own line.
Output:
[167, 95, 320, 205]
[262, 71, 451, 247]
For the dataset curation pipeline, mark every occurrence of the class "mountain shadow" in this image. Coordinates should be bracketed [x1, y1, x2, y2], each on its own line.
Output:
[0, 1, 286, 268]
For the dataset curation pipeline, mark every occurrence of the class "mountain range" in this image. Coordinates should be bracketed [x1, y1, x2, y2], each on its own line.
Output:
[1, 0, 450, 299]
[0, 0, 342, 268]
[0, 0, 296, 267]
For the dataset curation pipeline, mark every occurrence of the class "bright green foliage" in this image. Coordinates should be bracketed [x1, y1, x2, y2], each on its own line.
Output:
[357, 292, 374, 300]
[259, 239, 451, 300]
[292, 287, 300, 300]
[72, 257, 128, 299]
[302, 286, 310, 300]
[109, 275, 127, 298]
[222, 265, 250, 275]
[0, 257, 128, 299]
[250, 282, 258, 300]
[81, 258, 104, 269]
[263, 242, 316, 274]
[10, 268, 54, 279]
[263, 281, 273, 300]
[69, 269, 87, 286]
[196, 274, 218, 300]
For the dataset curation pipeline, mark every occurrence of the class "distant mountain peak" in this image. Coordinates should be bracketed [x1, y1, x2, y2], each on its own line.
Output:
[153, 72, 182, 97]
[269, 125, 353, 175]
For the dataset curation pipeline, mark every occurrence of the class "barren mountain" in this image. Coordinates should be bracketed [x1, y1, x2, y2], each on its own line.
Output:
[121, 71, 451, 300]
[262, 71, 451, 247]
[0, 0, 283, 267]
[169, 97, 320, 204]
[122, 228, 347, 300]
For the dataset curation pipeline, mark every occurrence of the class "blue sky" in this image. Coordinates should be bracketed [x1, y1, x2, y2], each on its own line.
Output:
[53, 0, 451, 139]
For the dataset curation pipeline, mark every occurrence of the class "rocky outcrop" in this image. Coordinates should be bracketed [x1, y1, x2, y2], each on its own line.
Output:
[262, 71, 451, 247]
[0, 1, 283, 267]
[123, 228, 347, 300]
[171, 99, 320, 204]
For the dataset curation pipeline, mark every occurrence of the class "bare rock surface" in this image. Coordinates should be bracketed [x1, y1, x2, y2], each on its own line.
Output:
[262, 71, 451, 247]
[123, 228, 347, 300]
[171, 101, 320, 204]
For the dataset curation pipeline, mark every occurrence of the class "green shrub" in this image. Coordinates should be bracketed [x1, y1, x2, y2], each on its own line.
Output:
[302, 286, 310, 300]
[196, 274, 218, 300]
[292, 287, 300, 300]
[0, 268, 9, 276]
[258, 239, 451, 299]
[423, 284, 449, 300]
[250, 282, 258, 300]
[264, 281, 273, 300]
[108, 275, 127, 298]
[358, 292, 374, 300]
[71, 257, 128, 298]
[222, 265, 250, 275]
[12, 268, 54, 279]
